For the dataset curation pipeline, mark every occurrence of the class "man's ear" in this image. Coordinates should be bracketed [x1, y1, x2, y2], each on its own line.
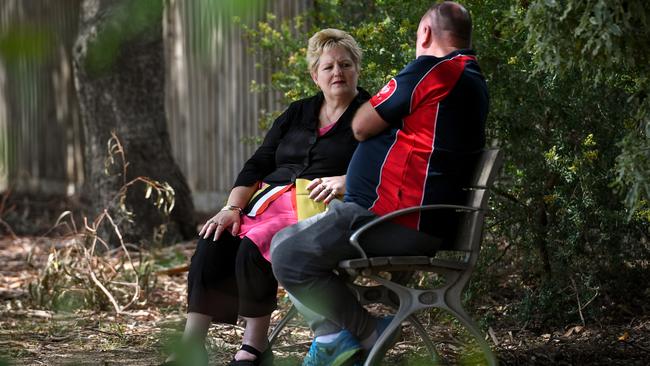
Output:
[420, 24, 433, 48]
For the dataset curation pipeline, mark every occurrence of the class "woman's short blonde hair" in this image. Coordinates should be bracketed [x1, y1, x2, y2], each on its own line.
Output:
[307, 28, 362, 73]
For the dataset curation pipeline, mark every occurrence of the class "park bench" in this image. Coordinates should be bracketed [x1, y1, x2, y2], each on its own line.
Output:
[269, 148, 502, 366]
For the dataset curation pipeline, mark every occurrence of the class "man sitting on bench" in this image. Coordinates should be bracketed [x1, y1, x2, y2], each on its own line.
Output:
[271, 2, 488, 365]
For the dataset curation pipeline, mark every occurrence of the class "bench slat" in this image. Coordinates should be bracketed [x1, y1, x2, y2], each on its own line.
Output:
[429, 258, 468, 271]
[388, 256, 430, 266]
[339, 258, 369, 269]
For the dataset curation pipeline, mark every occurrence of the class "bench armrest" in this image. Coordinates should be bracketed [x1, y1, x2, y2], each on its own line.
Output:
[348, 204, 480, 259]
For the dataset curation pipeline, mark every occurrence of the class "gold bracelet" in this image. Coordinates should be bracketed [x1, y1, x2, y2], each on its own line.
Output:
[220, 205, 243, 215]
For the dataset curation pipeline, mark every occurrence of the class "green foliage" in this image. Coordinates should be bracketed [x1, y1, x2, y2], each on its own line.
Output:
[246, 0, 650, 326]
[524, 0, 650, 80]
[523, 0, 650, 216]
[470, 0, 649, 324]
[615, 104, 650, 218]
[243, 0, 430, 106]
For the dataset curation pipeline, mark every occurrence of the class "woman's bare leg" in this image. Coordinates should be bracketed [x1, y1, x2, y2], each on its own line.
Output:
[165, 312, 212, 362]
[234, 315, 271, 361]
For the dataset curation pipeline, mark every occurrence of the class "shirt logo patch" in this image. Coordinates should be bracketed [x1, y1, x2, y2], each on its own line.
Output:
[371, 78, 397, 107]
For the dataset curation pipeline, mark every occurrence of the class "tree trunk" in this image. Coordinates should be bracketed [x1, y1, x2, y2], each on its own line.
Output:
[73, 0, 195, 245]
[534, 198, 552, 278]
[533, 174, 558, 279]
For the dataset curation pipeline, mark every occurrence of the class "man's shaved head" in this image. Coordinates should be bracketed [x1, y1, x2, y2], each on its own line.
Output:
[423, 1, 472, 49]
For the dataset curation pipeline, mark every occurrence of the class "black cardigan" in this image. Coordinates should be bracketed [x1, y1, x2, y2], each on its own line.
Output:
[234, 88, 371, 187]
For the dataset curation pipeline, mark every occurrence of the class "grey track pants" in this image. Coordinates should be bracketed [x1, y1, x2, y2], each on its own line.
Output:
[271, 199, 439, 339]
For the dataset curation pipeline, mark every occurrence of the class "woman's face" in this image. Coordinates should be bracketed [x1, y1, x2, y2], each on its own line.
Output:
[311, 46, 359, 100]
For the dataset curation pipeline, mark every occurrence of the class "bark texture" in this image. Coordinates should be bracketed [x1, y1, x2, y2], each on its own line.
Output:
[73, 0, 195, 245]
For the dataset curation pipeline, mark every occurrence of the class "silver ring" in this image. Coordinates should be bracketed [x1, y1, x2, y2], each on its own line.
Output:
[208, 220, 216, 225]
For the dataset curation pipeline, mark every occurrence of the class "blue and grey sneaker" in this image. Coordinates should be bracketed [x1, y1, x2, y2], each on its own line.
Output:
[302, 330, 362, 366]
[354, 316, 402, 366]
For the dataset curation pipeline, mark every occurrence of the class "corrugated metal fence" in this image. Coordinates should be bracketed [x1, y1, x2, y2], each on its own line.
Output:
[0, 0, 83, 195]
[0, 0, 311, 211]
[166, 0, 312, 211]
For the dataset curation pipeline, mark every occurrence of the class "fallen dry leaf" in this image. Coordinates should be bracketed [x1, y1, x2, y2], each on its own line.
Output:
[564, 325, 585, 337]
[618, 331, 630, 341]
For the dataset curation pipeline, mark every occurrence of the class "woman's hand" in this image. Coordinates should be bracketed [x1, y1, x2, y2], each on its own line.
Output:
[307, 175, 346, 204]
[199, 185, 255, 241]
[198, 209, 241, 242]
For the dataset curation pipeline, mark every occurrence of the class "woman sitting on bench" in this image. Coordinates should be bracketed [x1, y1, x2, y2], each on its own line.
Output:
[163, 28, 369, 366]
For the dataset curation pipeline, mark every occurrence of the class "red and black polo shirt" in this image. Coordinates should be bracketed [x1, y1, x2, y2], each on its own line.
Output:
[344, 50, 488, 241]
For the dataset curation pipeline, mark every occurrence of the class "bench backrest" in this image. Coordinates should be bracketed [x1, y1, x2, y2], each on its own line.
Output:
[452, 149, 503, 253]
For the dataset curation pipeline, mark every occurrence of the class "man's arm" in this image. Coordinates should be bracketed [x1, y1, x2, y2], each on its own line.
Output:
[351, 102, 390, 141]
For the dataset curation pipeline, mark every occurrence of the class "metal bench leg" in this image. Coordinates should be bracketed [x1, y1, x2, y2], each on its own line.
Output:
[408, 314, 444, 365]
[444, 299, 497, 366]
[363, 275, 430, 366]
[268, 304, 298, 346]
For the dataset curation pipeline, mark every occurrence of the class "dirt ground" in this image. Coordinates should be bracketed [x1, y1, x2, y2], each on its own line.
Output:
[1, 236, 649, 366]
[0, 191, 648, 365]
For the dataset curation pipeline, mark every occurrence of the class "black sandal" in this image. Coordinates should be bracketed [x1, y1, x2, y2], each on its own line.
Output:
[227, 344, 273, 366]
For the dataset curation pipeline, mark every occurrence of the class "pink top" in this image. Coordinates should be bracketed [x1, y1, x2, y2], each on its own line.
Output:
[318, 121, 337, 136]
[238, 121, 337, 262]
